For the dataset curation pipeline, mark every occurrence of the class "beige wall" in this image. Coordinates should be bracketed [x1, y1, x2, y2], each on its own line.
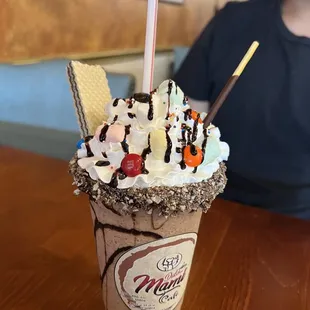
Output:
[1, 0, 220, 63]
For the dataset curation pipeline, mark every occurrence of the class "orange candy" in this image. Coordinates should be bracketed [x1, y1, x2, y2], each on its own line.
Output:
[184, 145, 203, 167]
[191, 110, 203, 124]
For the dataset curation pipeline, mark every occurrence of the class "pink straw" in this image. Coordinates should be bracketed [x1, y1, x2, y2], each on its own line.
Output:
[142, 0, 159, 93]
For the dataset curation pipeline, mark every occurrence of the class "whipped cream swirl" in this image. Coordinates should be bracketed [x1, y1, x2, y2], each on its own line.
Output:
[77, 80, 229, 189]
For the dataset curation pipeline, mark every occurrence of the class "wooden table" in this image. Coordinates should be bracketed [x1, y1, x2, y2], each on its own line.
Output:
[1, 147, 310, 310]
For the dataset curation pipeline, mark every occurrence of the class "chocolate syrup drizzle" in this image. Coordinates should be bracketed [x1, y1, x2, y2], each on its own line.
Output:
[99, 124, 110, 142]
[187, 128, 192, 144]
[128, 98, 135, 109]
[100, 245, 133, 284]
[91, 203, 163, 284]
[127, 113, 136, 119]
[141, 134, 152, 160]
[85, 135, 94, 143]
[95, 161, 110, 167]
[84, 136, 94, 157]
[121, 125, 131, 154]
[190, 143, 197, 156]
[133, 92, 151, 103]
[166, 80, 174, 120]
[113, 98, 120, 107]
[112, 115, 118, 123]
[201, 128, 209, 162]
[164, 130, 172, 163]
[179, 146, 186, 170]
[85, 143, 94, 157]
[192, 113, 200, 142]
[108, 168, 127, 188]
[109, 170, 119, 188]
[148, 95, 154, 121]
[183, 109, 192, 122]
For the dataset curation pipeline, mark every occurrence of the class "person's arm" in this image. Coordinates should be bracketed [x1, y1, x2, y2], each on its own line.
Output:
[188, 98, 210, 113]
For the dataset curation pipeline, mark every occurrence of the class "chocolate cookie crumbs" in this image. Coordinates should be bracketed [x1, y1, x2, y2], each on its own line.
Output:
[69, 155, 227, 217]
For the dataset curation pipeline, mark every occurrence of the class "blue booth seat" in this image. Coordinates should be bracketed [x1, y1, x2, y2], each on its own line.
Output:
[0, 60, 135, 159]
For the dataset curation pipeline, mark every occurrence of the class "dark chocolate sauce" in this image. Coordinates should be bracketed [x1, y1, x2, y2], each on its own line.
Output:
[148, 95, 154, 121]
[109, 170, 119, 188]
[85, 143, 94, 157]
[121, 125, 131, 154]
[201, 128, 208, 161]
[133, 92, 151, 103]
[121, 141, 129, 154]
[190, 143, 197, 156]
[100, 246, 132, 283]
[183, 109, 192, 121]
[99, 124, 109, 142]
[166, 80, 173, 120]
[176, 116, 179, 122]
[128, 97, 135, 109]
[113, 98, 120, 107]
[95, 160, 110, 167]
[91, 208, 163, 283]
[141, 161, 149, 175]
[127, 113, 136, 119]
[181, 124, 187, 143]
[84, 135, 94, 143]
[125, 125, 131, 135]
[164, 131, 172, 163]
[118, 168, 127, 180]
[193, 167, 198, 174]
[176, 147, 182, 153]
[141, 134, 151, 160]
[102, 152, 107, 158]
[192, 113, 200, 142]
[113, 115, 118, 123]
[94, 219, 163, 246]
[179, 146, 187, 170]
[187, 128, 192, 145]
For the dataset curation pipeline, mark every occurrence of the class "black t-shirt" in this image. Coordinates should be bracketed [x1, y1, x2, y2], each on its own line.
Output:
[174, 0, 310, 219]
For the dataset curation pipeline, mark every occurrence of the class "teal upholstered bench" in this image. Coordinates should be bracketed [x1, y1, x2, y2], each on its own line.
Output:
[0, 60, 135, 159]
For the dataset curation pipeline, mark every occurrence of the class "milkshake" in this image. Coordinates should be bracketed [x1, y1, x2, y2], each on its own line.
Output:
[69, 77, 229, 310]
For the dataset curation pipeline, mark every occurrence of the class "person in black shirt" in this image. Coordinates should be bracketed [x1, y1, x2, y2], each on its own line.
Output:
[174, 0, 310, 219]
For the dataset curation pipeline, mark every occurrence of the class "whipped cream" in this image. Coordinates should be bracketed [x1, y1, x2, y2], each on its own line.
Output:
[77, 80, 229, 189]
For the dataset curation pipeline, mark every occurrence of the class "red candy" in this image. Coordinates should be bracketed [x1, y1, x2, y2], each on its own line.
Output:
[121, 154, 143, 177]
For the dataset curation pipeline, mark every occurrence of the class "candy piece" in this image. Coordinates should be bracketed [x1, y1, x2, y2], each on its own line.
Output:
[184, 145, 203, 167]
[191, 110, 203, 124]
[95, 124, 125, 143]
[121, 154, 143, 177]
[150, 129, 167, 160]
[76, 138, 84, 149]
[106, 124, 125, 143]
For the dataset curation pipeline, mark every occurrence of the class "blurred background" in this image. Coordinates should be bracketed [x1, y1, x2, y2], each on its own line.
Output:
[0, 0, 238, 160]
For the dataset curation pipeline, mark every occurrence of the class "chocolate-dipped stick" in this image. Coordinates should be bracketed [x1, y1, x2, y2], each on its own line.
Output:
[203, 41, 259, 128]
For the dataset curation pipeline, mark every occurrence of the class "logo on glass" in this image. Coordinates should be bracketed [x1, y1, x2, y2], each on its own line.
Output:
[157, 253, 182, 272]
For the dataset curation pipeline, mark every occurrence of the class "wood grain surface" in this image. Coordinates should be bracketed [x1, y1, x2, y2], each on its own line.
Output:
[1, 0, 215, 63]
[1, 146, 310, 309]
